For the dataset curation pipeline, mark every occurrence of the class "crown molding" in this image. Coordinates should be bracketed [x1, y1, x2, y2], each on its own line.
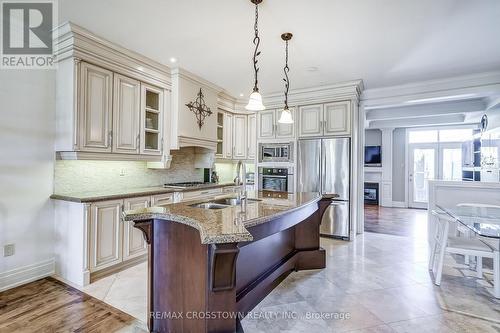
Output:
[257, 80, 364, 109]
[362, 71, 500, 109]
[54, 22, 171, 88]
[171, 67, 224, 93]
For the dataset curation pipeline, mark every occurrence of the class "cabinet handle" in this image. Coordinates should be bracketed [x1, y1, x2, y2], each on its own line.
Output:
[109, 131, 113, 147]
[136, 134, 140, 150]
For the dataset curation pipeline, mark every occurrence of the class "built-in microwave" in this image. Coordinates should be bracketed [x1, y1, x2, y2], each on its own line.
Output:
[259, 142, 294, 163]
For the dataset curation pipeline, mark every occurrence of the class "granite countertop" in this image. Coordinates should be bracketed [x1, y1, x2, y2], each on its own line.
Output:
[123, 191, 321, 244]
[50, 182, 240, 203]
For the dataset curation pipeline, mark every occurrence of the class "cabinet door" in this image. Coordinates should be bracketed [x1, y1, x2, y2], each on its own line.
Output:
[80, 62, 113, 152]
[247, 114, 257, 159]
[123, 197, 149, 261]
[151, 193, 174, 206]
[89, 200, 122, 272]
[276, 107, 296, 139]
[224, 113, 234, 159]
[258, 110, 275, 139]
[298, 104, 323, 138]
[141, 84, 163, 156]
[233, 115, 247, 159]
[113, 74, 141, 154]
[324, 101, 351, 136]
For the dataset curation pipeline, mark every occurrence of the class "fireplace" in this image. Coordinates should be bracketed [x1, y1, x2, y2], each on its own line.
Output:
[364, 182, 379, 205]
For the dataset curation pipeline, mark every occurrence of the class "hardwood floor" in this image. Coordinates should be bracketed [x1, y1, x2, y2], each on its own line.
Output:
[0, 277, 144, 333]
[364, 204, 428, 237]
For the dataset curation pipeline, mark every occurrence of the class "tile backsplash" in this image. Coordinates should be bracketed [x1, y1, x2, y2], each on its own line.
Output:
[54, 148, 203, 193]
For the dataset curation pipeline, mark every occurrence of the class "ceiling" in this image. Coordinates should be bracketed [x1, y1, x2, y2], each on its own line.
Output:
[59, 0, 500, 98]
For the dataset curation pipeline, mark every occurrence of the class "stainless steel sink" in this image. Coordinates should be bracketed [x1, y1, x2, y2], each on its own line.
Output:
[189, 202, 229, 210]
[190, 198, 263, 210]
[212, 198, 263, 206]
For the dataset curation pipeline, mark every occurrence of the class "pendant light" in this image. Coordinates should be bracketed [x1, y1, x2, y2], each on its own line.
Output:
[278, 33, 294, 124]
[245, 0, 265, 111]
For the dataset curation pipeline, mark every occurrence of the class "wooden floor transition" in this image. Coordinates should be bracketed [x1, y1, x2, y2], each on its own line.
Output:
[364, 204, 428, 237]
[0, 277, 141, 333]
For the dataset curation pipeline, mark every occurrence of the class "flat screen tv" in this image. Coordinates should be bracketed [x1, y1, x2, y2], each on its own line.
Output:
[365, 146, 381, 166]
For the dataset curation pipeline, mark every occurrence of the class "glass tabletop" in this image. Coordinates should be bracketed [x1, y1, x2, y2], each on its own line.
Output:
[437, 204, 500, 239]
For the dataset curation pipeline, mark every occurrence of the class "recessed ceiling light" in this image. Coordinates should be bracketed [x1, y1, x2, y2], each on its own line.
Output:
[239, 93, 244, 97]
[169, 57, 177, 63]
[307, 66, 319, 72]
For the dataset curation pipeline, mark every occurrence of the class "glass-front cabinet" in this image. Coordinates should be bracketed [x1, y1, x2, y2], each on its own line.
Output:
[141, 84, 163, 155]
[216, 112, 224, 156]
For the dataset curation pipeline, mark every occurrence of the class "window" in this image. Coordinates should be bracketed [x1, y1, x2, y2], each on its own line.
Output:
[439, 129, 473, 142]
[408, 130, 438, 143]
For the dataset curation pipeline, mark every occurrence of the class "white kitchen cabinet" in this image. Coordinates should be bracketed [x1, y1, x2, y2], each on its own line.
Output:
[113, 74, 141, 154]
[123, 197, 149, 261]
[298, 104, 323, 138]
[80, 62, 114, 152]
[233, 115, 247, 159]
[151, 193, 175, 206]
[182, 188, 223, 201]
[55, 24, 172, 162]
[89, 199, 123, 272]
[247, 114, 257, 159]
[224, 113, 234, 159]
[141, 83, 164, 156]
[276, 108, 296, 139]
[323, 101, 351, 136]
[258, 109, 295, 139]
[258, 110, 275, 139]
[298, 102, 351, 137]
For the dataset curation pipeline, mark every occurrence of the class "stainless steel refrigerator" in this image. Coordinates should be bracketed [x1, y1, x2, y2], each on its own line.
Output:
[297, 138, 350, 239]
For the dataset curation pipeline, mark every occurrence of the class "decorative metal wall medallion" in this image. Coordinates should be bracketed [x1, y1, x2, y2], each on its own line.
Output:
[186, 88, 212, 129]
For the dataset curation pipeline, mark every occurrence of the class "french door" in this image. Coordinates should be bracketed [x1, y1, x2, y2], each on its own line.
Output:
[409, 143, 462, 208]
[409, 145, 437, 208]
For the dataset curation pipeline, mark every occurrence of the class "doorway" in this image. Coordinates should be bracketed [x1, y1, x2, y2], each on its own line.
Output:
[408, 128, 471, 208]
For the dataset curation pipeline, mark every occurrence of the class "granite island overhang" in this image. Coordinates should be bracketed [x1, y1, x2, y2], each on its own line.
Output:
[124, 191, 330, 333]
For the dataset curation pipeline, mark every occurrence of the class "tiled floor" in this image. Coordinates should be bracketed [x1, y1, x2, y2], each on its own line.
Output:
[82, 208, 500, 332]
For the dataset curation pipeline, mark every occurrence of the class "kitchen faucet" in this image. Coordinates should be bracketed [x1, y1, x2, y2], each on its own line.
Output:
[234, 160, 247, 210]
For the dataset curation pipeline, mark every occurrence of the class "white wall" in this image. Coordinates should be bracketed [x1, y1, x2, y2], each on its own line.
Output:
[0, 71, 56, 290]
[392, 128, 406, 202]
[365, 129, 382, 146]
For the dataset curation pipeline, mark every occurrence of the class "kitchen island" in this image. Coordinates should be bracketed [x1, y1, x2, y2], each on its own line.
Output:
[124, 191, 328, 333]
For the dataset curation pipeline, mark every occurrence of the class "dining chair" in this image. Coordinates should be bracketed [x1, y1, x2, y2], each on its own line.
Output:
[429, 210, 500, 298]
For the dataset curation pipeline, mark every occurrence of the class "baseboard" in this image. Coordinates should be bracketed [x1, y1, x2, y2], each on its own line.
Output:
[0, 258, 55, 292]
[392, 201, 407, 208]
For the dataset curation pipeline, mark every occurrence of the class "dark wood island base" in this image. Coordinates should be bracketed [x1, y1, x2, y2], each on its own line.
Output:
[131, 194, 328, 333]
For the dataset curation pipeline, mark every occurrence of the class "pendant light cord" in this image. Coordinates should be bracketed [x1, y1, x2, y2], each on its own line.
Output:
[283, 39, 290, 109]
[252, 3, 261, 92]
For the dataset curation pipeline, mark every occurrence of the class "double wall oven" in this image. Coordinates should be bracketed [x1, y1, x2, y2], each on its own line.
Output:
[258, 167, 294, 193]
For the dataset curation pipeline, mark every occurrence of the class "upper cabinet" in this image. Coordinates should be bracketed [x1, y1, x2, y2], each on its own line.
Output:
[298, 101, 351, 138]
[54, 22, 172, 162]
[323, 101, 351, 136]
[258, 108, 295, 140]
[224, 113, 234, 159]
[113, 73, 141, 154]
[141, 84, 163, 156]
[258, 110, 275, 139]
[216, 109, 255, 161]
[80, 62, 113, 152]
[247, 114, 257, 159]
[233, 115, 247, 159]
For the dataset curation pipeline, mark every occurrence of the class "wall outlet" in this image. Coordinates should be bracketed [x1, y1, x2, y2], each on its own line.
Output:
[3, 244, 15, 257]
[119, 168, 126, 176]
